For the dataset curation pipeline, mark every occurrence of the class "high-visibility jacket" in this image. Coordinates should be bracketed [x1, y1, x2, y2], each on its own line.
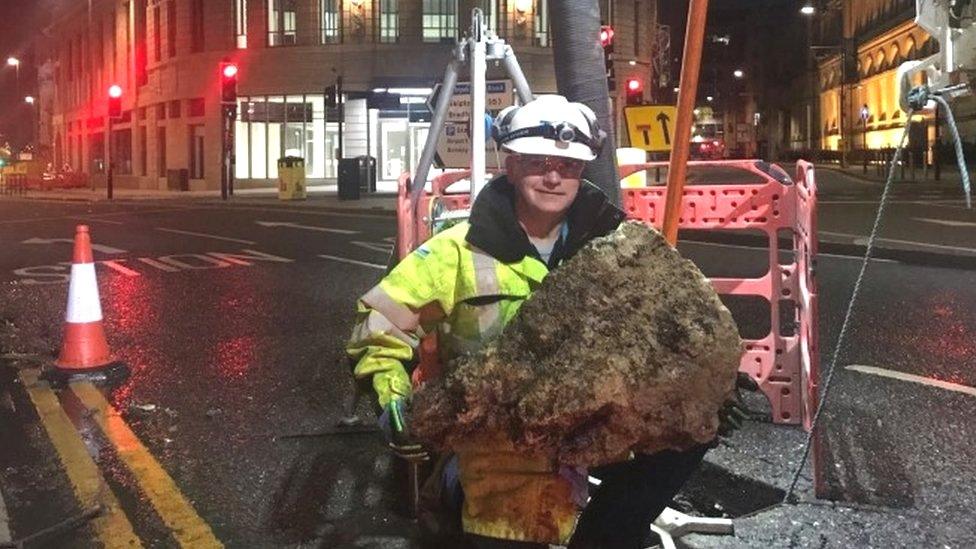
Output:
[348, 176, 625, 543]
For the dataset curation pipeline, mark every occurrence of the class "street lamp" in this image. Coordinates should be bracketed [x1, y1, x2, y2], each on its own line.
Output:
[733, 69, 744, 79]
[7, 56, 20, 94]
[24, 95, 35, 105]
[800, 3, 816, 16]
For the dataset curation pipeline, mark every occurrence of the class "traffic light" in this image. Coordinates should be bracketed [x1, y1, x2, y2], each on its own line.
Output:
[220, 62, 238, 104]
[625, 78, 643, 105]
[600, 25, 615, 91]
[108, 84, 123, 119]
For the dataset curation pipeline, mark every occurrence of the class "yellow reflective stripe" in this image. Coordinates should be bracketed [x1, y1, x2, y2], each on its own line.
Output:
[350, 308, 419, 349]
[470, 249, 503, 337]
[362, 285, 422, 335]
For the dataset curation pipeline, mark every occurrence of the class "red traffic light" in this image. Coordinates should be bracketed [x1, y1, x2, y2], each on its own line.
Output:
[108, 84, 123, 98]
[626, 78, 643, 92]
[600, 25, 615, 48]
[219, 62, 239, 103]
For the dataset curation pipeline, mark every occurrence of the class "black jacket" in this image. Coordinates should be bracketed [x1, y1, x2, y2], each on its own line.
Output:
[465, 175, 626, 268]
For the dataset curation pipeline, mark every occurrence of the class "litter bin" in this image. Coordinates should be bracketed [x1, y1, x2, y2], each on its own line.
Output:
[278, 157, 306, 200]
[337, 156, 377, 201]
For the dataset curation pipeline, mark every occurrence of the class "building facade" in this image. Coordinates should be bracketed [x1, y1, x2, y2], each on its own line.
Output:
[813, 0, 938, 155]
[41, 0, 659, 192]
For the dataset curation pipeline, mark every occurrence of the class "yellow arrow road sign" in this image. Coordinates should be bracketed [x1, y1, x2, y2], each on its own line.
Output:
[624, 105, 677, 152]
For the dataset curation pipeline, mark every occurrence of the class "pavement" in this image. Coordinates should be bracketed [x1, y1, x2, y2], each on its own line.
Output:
[1, 183, 399, 217]
[0, 166, 974, 548]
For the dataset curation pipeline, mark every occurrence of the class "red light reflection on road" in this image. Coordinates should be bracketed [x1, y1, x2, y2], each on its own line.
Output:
[215, 335, 256, 378]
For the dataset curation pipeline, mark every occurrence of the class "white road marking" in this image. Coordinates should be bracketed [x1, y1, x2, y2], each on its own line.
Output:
[819, 199, 965, 206]
[680, 240, 898, 263]
[352, 240, 393, 253]
[99, 259, 141, 277]
[912, 217, 976, 228]
[819, 231, 976, 255]
[0, 207, 208, 225]
[155, 227, 256, 245]
[256, 220, 358, 235]
[21, 237, 126, 254]
[80, 218, 125, 225]
[318, 254, 386, 270]
[13, 250, 294, 284]
[846, 365, 976, 397]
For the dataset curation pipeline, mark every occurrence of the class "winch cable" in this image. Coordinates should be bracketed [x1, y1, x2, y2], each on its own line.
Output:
[784, 85, 975, 503]
[932, 92, 973, 209]
[782, 106, 914, 503]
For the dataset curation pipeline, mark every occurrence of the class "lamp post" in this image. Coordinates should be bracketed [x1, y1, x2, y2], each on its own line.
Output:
[811, 44, 848, 167]
[860, 104, 869, 173]
[24, 96, 36, 146]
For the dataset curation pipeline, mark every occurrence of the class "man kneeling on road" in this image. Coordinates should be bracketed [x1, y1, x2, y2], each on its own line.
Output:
[348, 95, 711, 548]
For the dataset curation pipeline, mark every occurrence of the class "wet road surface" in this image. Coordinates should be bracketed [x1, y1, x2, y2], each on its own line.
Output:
[0, 190, 974, 547]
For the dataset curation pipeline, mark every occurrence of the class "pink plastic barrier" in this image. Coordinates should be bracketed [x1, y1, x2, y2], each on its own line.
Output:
[396, 160, 819, 430]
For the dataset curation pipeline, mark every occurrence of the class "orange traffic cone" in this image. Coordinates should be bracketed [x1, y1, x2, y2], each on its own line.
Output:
[56, 225, 115, 371]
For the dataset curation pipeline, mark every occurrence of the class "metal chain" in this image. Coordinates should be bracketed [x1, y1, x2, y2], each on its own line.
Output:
[783, 108, 916, 503]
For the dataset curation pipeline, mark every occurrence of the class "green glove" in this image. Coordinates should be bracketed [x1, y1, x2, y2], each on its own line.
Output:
[380, 397, 421, 451]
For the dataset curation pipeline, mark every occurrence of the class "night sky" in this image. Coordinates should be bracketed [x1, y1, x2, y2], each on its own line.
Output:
[0, 0, 48, 148]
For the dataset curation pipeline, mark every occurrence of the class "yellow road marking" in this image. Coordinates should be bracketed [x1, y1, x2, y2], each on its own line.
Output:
[70, 382, 223, 548]
[18, 369, 142, 548]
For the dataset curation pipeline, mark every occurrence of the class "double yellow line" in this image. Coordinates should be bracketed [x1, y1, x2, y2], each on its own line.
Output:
[19, 370, 222, 548]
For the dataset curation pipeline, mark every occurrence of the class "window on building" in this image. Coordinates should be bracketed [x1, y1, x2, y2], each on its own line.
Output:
[113, 129, 133, 175]
[136, 1, 148, 85]
[533, 0, 548, 47]
[157, 126, 167, 176]
[167, 0, 177, 57]
[67, 40, 74, 81]
[169, 99, 182, 118]
[479, 0, 498, 32]
[123, 2, 131, 82]
[139, 126, 147, 175]
[90, 132, 106, 174]
[321, 0, 340, 44]
[190, 125, 205, 179]
[189, 98, 205, 117]
[422, 0, 457, 43]
[235, 0, 248, 48]
[153, 5, 162, 61]
[236, 94, 333, 181]
[268, 0, 298, 47]
[191, 0, 205, 52]
[95, 20, 104, 72]
[377, 0, 398, 43]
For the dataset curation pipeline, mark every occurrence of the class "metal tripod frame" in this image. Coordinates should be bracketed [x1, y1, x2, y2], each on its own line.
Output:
[410, 8, 535, 217]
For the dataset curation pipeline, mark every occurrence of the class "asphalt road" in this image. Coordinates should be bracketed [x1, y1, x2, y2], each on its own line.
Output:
[0, 177, 974, 547]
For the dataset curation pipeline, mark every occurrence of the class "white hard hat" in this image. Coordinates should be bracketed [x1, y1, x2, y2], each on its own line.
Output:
[492, 95, 605, 161]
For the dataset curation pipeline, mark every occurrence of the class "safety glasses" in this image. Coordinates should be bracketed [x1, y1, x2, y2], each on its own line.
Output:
[515, 155, 586, 178]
